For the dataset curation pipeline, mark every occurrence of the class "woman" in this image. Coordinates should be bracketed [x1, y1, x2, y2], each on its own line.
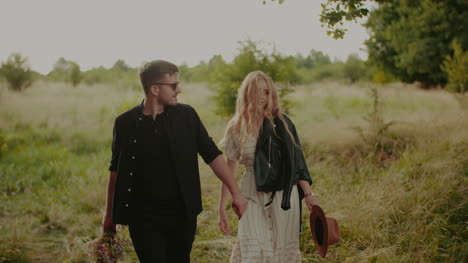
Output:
[218, 71, 320, 262]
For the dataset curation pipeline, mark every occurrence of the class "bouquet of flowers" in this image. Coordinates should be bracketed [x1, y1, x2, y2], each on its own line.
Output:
[88, 232, 126, 263]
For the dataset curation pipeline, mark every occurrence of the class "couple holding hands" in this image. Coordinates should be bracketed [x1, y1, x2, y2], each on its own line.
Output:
[102, 60, 335, 263]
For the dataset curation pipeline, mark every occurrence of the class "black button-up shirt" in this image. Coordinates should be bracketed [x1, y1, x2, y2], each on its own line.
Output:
[109, 102, 222, 225]
[131, 109, 185, 216]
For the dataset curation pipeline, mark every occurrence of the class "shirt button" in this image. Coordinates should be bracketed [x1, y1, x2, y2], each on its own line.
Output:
[139, 118, 142, 121]
[133, 139, 136, 143]
[125, 204, 129, 207]
[128, 188, 131, 192]
[130, 172, 133, 176]
[132, 156, 135, 159]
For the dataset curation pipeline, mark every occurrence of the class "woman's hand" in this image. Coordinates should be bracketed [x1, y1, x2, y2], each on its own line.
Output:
[298, 180, 320, 212]
[304, 194, 320, 212]
[218, 209, 231, 234]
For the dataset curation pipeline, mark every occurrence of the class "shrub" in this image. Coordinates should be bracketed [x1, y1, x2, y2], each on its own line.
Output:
[372, 70, 395, 85]
[210, 40, 299, 117]
[47, 58, 82, 87]
[0, 53, 34, 91]
[69, 62, 82, 87]
[441, 40, 468, 94]
[342, 53, 369, 83]
[349, 86, 414, 168]
[81, 65, 139, 90]
[0, 130, 8, 158]
[298, 62, 346, 83]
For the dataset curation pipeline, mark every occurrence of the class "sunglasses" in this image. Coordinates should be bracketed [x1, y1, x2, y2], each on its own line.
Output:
[154, 82, 179, 90]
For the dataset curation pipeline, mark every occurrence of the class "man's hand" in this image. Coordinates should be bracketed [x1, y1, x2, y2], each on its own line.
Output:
[231, 193, 248, 219]
[103, 171, 117, 234]
[218, 209, 231, 234]
[102, 214, 116, 234]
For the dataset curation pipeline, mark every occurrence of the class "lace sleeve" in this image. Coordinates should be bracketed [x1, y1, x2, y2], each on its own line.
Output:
[222, 128, 241, 162]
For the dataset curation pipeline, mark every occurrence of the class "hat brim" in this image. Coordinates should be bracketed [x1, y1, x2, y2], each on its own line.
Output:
[310, 205, 329, 258]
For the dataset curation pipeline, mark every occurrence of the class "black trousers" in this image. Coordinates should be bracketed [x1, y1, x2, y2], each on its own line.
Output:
[128, 213, 197, 263]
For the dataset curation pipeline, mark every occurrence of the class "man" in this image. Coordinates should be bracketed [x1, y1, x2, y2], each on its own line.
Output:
[102, 60, 248, 262]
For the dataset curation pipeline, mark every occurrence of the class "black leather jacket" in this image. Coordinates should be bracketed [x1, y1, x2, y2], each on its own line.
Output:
[254, 114, 312, 210]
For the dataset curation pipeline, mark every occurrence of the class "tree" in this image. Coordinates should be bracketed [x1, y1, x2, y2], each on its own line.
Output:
[264, 0, 467, 87]
[365, 0, 468, 87]
[343, 53, 368, 83]
[296, 49, 332, 69]
[112, 59, 130, 72]
[178, 63, 193, 82]
[47, 57, 82, 86]
[264, 0, 390, 39]
[318, 0, 391, 39]
[0, 53, 34, 91]
[210, 40, 300, 117]
[69, 62, 82, 87]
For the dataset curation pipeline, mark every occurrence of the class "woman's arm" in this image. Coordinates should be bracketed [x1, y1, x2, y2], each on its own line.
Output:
[299, 179, 320, 212]
[218, 158, 238, 234]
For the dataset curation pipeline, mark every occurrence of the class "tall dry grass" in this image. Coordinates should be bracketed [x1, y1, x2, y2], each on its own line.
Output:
[0, 80, 466, 262]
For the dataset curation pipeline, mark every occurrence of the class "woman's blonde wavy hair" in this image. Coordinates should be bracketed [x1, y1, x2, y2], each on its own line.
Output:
[222, 71, 296, 157]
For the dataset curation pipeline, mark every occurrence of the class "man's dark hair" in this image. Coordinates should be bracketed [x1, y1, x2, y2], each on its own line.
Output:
[139, 60, 179, 93]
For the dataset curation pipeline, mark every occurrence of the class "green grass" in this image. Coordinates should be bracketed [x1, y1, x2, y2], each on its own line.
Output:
[0, 80, 466, 262]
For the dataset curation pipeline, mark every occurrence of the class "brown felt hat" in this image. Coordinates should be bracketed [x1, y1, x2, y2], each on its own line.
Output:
[309, 205, 340, 258]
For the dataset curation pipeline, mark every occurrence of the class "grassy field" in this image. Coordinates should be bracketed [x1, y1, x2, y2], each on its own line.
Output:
[0, 80, 466, 262]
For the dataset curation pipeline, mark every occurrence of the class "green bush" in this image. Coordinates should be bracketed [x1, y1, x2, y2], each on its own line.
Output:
[343, 53, 369, 83]
[209, 40, 300, 117]
[298, 62, 345, 83]
[81, 64, 139, 90]
[0, 53, 34, 91]
[372, 70, 395, 85]
[47, 59, 139, 90]
[441, 40, 468, 94]
[69, 63, 82, 87]
[0, 130, 8, 158]
[365, 0, 467, 87]
[47, 57, 82, 87]
[295, 49, 332, 69]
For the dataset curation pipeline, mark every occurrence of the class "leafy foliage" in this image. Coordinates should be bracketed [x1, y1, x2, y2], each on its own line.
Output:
[319, 0, 380, 39]
[47, 58, 139, 90]
[82, 61, 139, 90]
[441, 40, 468, 94]
[295, 50, 332, 69]
[0, 53, 35, 91]
[365, 0, 468, 87]
[47, 57, 82, 87]
[180, 55, 228, 83]
[351, 86, 404, 168]
[372, 70, 395, 85]
[343, 53, 368, 83]
[266, 0, 467, 89]
[0, 130, 8, 158]
[264, 0, 390, 39]
[69, 63, 82, 87]
[209, 40, 300, 117]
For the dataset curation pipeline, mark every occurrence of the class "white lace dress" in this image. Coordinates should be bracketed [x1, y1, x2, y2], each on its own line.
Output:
[223, 130, 301, 263]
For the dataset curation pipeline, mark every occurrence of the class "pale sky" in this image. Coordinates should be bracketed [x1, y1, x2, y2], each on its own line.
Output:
[0, 0, 370, 74]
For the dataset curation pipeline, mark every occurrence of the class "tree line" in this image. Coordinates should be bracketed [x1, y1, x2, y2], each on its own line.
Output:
[0, 0, 466, 116]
